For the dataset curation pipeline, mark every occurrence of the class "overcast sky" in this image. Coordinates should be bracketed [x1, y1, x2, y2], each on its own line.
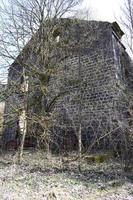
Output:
[81, 0, 124, 22]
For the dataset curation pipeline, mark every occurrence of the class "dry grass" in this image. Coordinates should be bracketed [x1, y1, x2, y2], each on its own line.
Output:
[0, 150, 132, 200]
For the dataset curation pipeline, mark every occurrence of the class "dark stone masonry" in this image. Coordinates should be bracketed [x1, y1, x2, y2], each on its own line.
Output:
[2, 19, 133, 150]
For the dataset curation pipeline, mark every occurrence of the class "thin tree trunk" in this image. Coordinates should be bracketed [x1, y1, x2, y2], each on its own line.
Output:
[78, 49, 82, 172]
[78, 123, 82, 172]
[18, 70, 28, 164]
[78, 123, 82, 158]
[18, 115, 27, 164]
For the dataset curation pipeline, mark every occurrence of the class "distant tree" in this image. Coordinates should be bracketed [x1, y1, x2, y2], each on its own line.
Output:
[119, 0, 133, 171]
[74, 7, 94, 21]
[120, 0, 133, 55]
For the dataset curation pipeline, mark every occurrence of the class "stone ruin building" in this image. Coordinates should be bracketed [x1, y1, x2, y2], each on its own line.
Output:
[2, 19, 133, 151]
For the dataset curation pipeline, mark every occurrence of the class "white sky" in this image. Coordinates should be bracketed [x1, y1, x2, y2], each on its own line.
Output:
[80, 0, 132, 56]
[81, 0, 124, 22]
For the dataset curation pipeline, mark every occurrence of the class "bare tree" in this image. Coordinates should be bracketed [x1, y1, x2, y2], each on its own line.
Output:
[120, 0, 133, 55]
[0, 0, 83, 163]
[118, 0, 133, 170]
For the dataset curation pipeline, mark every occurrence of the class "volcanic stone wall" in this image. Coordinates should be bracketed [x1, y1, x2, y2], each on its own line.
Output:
[48, 20, 132, 150]
[2, 19, 132, 150]
[49, 21, 118, 147]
